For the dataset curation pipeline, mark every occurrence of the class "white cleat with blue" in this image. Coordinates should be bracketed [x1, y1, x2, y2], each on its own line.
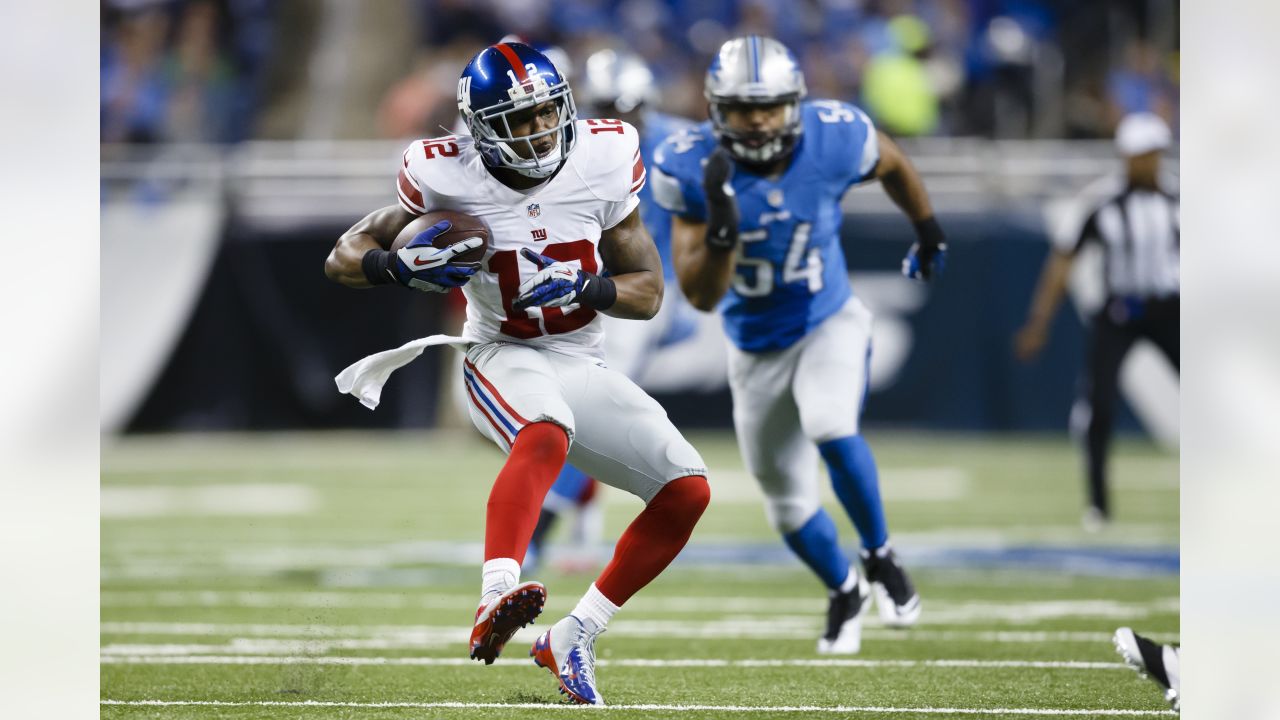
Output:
[530, 615, 605, 705]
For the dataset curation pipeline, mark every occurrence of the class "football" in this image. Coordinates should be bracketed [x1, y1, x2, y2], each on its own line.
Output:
[391, 210, 491, 266]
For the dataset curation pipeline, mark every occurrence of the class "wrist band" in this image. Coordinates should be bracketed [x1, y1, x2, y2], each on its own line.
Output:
[912, 216, 945, 248]
[362, 249, 396, 285]
[578, 272, 617, 311]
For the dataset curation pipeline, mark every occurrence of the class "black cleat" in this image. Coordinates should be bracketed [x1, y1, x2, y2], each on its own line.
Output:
[862, 546, 921, 627]
[817, 572, 870, 654]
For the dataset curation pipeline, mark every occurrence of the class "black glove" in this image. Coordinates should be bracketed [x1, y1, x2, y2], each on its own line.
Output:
[702, 147, 740, 251]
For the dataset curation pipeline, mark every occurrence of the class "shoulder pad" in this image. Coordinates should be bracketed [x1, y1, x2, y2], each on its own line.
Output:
[802, 100, 880, 183]
[651, 124, 715, 218]
[398, 135, 480, 213]
[570, 119, 644, 202]
[653, 123, 713, 180]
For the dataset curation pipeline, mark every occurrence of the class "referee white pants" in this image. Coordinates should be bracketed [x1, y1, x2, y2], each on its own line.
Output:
[726, 297, 874, 534]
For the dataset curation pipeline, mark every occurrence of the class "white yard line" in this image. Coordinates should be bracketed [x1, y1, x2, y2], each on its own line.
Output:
[99, 654, 1130, 670]
[99, 699, 1174, 716]
[99, 599, 1178, 643]
[99, 590, 1178, 617]
[99, 627, 1177, 655]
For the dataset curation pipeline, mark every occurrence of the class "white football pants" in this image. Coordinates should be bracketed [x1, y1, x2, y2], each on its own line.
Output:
[462, 341, 707, 503]
[726, 297, 874, 534]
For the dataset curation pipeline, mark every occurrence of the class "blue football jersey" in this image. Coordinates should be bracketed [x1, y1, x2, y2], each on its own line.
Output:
[651, 100, 881, 352]
[637, 111, 694, 279]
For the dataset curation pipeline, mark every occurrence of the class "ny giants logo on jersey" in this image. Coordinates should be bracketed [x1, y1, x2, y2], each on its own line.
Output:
[531, 228, 548, 241]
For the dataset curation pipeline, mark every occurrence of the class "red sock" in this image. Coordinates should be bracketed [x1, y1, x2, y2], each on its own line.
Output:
[484, 422, 569, 563]
[595, 475, 711, 606]
[575, 477, 597, 506]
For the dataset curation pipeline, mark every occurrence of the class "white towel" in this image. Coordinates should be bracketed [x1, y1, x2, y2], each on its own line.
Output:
[334, 334, 468, 410]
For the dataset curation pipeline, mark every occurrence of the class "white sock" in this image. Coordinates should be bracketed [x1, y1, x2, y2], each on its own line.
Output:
[863, 541, 892, 560]
[481, 558, 520, 604]
[571, 583, 619, 630]
[838, 564, 860, 594]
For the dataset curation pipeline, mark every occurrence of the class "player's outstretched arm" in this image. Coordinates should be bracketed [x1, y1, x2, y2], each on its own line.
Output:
[598, 206, 665, 319]
[874, 132, 947, 281]
[873, 132, 934, 221]
[1013, 250, 1075, 361]
[324, 205, 418, 288]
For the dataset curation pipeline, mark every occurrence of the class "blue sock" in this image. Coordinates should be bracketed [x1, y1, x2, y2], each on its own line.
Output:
[782, 509, 851, 590]
[818, 435, 889, 551]
[545, 464, 591, 508]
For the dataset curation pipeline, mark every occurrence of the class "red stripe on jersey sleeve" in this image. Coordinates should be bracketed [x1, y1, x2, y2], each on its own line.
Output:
[631, 154, 645, 185]
[397, 167, 426, 214]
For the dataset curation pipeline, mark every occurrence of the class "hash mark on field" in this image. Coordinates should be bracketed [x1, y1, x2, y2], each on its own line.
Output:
[100, 699, 1175, 715]
[99, 654, 1132, 670]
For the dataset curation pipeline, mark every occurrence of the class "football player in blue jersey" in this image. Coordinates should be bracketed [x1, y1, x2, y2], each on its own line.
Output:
[526, 48, 707, 574]
[652, 36, 946, 653]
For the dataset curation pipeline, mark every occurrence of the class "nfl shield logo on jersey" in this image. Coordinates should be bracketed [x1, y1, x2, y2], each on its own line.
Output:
[527, 203, 541, 218]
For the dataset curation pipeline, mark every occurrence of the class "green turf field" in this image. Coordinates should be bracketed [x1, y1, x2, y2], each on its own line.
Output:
[101, 430, 1178, 718]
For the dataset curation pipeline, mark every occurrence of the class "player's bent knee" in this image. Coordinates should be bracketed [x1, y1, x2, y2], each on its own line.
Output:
[765, 496, 820, 535]
[653, 474, 711, 523]
[512, 421, 571, 463]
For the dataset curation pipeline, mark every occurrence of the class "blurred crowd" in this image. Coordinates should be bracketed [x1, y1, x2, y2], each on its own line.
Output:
[101, 0, 1178, 144]
[100, 0, 273, 143]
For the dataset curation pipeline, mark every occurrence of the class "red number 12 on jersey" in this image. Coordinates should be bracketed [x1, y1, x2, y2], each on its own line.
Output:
[489, 240, 599, 338]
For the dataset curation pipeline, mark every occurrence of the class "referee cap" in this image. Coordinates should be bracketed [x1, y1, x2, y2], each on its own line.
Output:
[1115, 112, 1172, 157]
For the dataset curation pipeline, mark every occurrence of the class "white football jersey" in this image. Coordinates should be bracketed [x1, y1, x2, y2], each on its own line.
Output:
[396, 119, 645, 360]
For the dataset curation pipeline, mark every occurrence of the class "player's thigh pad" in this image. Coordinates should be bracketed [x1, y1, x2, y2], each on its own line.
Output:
[793, 297, 874, 442]
[461, 342, 575, 452]
[556, 356, 706, 504]
[727, 340, 822, 533]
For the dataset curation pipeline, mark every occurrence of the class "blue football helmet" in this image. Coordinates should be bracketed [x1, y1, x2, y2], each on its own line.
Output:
[705, 36, 807, 166]
[457, 42, 578, 179]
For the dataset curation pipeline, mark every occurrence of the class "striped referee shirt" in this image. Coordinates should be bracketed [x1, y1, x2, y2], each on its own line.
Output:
[1071, 184, 1179, 299]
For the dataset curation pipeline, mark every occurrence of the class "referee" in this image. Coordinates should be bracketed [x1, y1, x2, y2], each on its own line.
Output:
[1014, 112, 1179, 528]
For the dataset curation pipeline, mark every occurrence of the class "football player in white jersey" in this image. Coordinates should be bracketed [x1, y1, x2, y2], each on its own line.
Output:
[324, 43, 711, 706]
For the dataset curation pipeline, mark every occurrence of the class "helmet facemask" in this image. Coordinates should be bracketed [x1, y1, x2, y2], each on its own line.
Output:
[462, 74, 578, 179]
[708, 95, 803, 167]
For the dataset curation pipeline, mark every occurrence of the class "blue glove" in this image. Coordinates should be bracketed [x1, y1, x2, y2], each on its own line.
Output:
[390, 220, 483, 293]
[513, 248, 586, 309]
[901, 241, 947, 281]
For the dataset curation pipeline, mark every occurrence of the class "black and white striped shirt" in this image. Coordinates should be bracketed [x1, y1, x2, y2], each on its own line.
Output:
[1072, 185, 1179, 299]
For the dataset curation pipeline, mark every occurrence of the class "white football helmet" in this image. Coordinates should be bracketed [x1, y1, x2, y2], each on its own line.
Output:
[581, 48, 657, 114]
[705, 36, 807, 166]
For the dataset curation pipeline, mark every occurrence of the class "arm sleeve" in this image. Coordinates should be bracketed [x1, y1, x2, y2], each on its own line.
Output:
[600, 146, 645, 229]
[652, 145, 708, 222]
[848, 108, 880, 184]
[396, 144, 427, 216]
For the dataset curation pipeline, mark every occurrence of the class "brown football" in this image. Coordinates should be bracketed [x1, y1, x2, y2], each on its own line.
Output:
[391, 210, 491, 265]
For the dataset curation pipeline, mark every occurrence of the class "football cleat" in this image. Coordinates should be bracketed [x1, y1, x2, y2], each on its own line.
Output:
[469, 581, 546, 665]
[862, 546, 921, 627]
[817, 571, 870, 654]
[1113, 627, 1180, 712]
[530, 615, 605, 705]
